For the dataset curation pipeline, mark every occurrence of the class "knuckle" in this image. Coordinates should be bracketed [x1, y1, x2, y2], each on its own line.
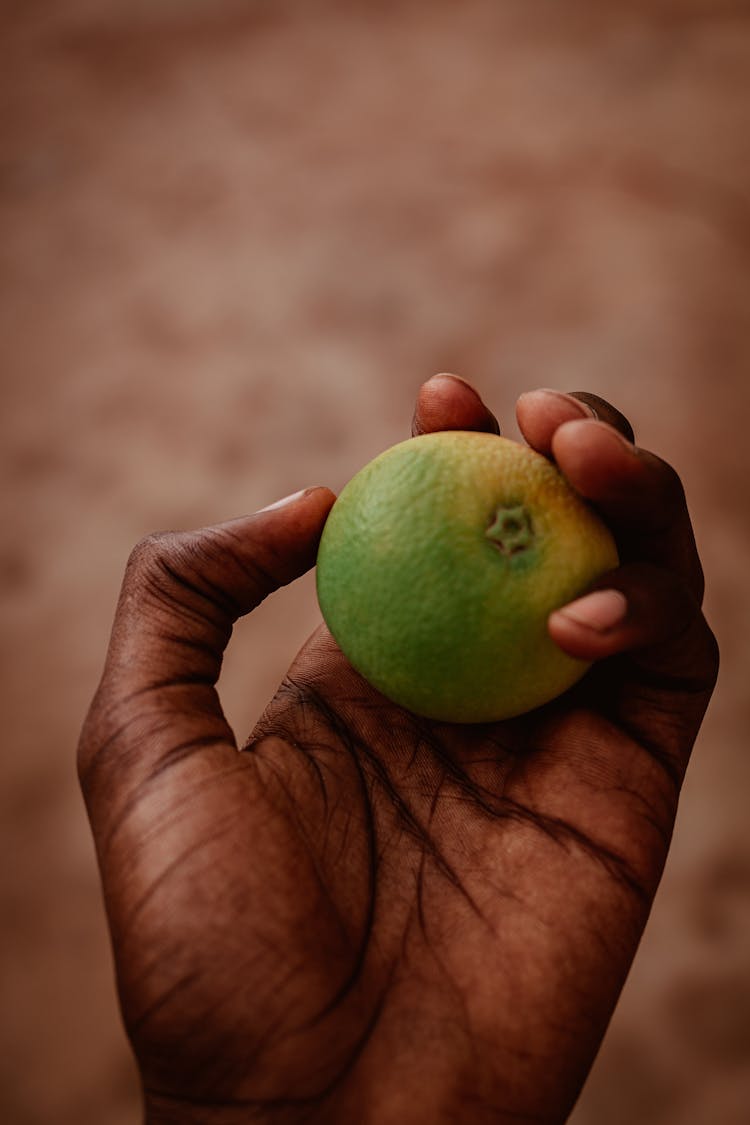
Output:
[622, 563, 695, 632]
[125, 527, 242, 621]
[657, 458, 686, 508]
[127, 530, 181, 576]
[640, 450, 687, 510]
[124, 530, 201, 602]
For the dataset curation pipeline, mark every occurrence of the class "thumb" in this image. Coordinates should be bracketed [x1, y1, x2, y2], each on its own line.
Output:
[78, 486, 336, 838]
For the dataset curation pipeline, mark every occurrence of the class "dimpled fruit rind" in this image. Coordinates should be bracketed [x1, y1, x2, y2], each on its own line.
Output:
[316, 430, 618, 723]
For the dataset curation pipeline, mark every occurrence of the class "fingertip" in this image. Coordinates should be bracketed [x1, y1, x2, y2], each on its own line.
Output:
[548, 588, 628, 659]
[257, 485, 336, 513]
[304, 486, 339, 532]
[218, 486, 337, 566]
[549, 418, 645, 503]
[412, 373, 500, 436]
[552, 417, 637, 457]
[556, 588, 629, 631]
[301, 484, 338, 511]
[515, 389, 595, 455]
[251, 486, 337, 531]
[548, 565, 718, 724]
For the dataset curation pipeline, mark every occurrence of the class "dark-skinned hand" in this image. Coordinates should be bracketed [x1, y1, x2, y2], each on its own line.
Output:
[78, 376, 719, 1124]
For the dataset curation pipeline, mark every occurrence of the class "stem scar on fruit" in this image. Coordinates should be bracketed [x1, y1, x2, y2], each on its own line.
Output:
[486, 505, 534, 555]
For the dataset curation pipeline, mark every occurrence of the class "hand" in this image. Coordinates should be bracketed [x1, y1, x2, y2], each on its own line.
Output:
[78, 376, 718, 1125]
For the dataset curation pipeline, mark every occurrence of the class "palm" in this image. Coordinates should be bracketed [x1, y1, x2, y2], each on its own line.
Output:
[122, 627, 688, 1124]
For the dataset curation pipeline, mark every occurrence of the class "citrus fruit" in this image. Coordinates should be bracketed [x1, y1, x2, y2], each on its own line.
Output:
[316, 431, 618, 723]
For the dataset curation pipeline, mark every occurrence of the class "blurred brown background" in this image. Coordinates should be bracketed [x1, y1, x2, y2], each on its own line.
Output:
[2, 1, 749, 1121]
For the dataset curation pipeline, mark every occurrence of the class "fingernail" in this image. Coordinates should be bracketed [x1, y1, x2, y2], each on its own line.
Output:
[585, 421, 639, 455]
[552, 589, 627, 632]
[431, 371, 469, 384]
[528, 389, 596, 419]
[429, 371, 483, 396]
[257, 488, 310, 513]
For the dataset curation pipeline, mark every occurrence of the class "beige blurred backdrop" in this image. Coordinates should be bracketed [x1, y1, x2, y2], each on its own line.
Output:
[2, 1, 749, 1122]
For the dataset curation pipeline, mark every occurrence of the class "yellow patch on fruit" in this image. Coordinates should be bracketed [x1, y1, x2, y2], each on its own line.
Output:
[316, 431, 618, 722]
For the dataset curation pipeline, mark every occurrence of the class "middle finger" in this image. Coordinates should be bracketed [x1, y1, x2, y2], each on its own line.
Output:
[551, 418, 705, 603]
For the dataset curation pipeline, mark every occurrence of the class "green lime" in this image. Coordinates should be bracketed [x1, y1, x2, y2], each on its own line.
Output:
[316, 431, 618, 722]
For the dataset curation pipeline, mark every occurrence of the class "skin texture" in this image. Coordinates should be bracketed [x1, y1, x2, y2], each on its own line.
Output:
[78, 376, 719, 1124]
